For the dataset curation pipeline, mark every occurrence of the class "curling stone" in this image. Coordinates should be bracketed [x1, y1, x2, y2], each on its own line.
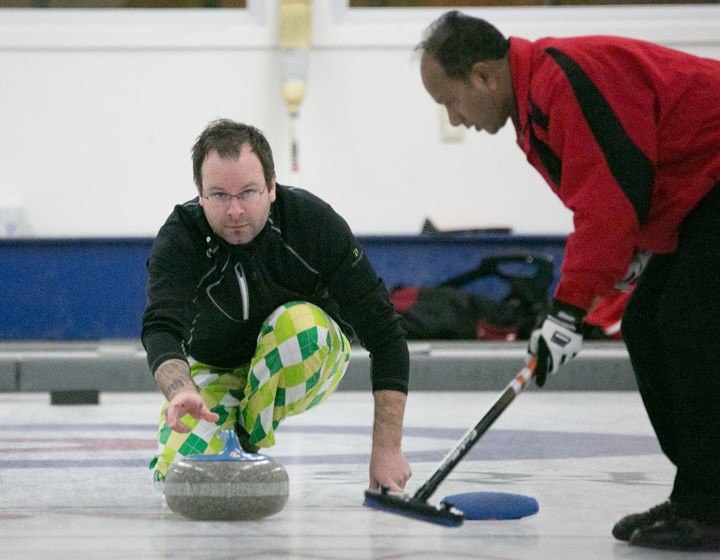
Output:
[164, 429, 289, 521]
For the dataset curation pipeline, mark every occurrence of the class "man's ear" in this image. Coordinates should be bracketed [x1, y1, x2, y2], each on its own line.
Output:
[469, 61, 499, 90]
[269, 177, 277, 202]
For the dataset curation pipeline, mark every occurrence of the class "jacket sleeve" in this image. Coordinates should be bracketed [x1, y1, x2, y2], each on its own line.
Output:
[310, 203, 409, 394]
[331, 248, 410, 394]
[141, 219, 197, 375]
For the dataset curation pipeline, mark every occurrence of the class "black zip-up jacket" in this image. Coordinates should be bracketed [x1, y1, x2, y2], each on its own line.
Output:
[142, 184, 409, 393]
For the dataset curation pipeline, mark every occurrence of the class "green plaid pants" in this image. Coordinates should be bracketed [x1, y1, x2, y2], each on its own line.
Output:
[151, 301, 351, 480]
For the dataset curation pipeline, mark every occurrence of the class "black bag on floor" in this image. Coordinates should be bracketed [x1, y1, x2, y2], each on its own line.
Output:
[391, 254, 553, 341]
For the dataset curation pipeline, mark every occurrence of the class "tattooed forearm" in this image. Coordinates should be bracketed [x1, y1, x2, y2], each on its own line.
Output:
[154, 359, 194, 401]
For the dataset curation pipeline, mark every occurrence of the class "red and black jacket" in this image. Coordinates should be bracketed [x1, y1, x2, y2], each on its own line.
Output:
[510, 35, 720, 309]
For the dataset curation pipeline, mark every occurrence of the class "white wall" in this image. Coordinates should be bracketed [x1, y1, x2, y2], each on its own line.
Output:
[1, 1, 719, 237]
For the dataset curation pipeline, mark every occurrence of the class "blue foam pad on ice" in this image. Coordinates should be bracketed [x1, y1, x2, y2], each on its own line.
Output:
[440, 491, 539, 520]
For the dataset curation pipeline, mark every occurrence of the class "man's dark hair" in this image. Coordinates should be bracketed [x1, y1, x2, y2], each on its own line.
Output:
[416, 11, 510, 80]
[192, 119, 275, 193]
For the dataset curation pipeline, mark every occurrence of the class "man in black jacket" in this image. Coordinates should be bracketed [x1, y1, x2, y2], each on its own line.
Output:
[143, 119, 411, 493]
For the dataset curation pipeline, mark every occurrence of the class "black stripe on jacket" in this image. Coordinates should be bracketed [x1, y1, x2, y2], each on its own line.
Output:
[529, 96, 562, 188]
[545, 47, 654, 224]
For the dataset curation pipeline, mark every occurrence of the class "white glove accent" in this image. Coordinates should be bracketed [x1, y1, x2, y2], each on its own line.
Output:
[615, 250, 651, 292]
[533, 315, 583, 375]
[527, 299, 585, 386]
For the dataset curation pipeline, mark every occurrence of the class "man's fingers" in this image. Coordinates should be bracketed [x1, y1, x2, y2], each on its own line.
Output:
[383, 482, 405, 493]
[172, 421, 192, 434]
[165, 413, 191, 433]
[165, 400, 218, 433]
[201, 408, 220, 423]
[370, 479, 404, 493]
[165, 406, 189, 432]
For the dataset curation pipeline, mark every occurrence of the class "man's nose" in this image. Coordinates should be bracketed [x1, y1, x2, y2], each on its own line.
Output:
[226, 198, 245, 216]
[447, 108, 464, 127]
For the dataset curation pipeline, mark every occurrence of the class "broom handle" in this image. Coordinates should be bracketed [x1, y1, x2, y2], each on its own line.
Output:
[413, 358, 537, 503]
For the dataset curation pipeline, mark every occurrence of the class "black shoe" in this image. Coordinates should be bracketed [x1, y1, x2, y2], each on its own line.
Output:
[612, 500, 676, 541]
[236, 425, 260, 454]
[629, 517, 720, 551]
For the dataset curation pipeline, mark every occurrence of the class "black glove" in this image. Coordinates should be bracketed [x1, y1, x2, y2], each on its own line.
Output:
[527, 299, 586, 387]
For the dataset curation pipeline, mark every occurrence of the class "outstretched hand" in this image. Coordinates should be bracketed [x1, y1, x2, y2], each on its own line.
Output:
[369, 446, 412, 493]
[165, 389, 219, 433]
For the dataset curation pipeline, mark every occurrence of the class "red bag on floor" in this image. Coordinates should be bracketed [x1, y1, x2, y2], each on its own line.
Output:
[390, 254, 554, 341]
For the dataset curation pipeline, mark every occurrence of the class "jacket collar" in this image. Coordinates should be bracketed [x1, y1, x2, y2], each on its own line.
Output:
[508, 36, 534, 150]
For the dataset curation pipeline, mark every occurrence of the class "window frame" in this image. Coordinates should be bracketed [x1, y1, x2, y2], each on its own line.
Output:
[313, 1, 720, 49]
[0, 0, 269, 49]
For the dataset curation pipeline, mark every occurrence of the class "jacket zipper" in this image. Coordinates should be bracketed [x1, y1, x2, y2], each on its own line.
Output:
[234, 262, 250, 321]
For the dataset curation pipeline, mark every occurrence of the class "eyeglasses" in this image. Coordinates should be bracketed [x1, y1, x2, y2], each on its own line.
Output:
[203, 186, 267, 206]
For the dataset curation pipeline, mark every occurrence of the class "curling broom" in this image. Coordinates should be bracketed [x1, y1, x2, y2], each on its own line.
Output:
[364, 357, 537, 527]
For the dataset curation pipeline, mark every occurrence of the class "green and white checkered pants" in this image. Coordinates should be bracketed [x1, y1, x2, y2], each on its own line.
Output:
[150, 301, 351, 480]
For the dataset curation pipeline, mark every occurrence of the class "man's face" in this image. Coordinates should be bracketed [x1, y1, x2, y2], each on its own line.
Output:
[198, 145, 276, 245]
[420, 54, 510, 135]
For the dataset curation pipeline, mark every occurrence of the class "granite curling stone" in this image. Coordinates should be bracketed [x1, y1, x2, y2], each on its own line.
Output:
[164, 429, 289, 521]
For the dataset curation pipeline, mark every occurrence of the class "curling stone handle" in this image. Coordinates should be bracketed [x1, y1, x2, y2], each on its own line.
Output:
[218, 429, 243, 453]
[184, 429, 269, 462]
[217, 429, 256, 459]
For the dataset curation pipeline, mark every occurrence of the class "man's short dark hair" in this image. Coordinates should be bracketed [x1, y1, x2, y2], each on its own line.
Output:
[192, 119, 276, 193]
[416, 11, 510, 80]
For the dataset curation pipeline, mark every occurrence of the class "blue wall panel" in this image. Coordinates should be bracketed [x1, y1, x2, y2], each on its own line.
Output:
[0, 235, 566, 340]
[1, 239, 151, 340]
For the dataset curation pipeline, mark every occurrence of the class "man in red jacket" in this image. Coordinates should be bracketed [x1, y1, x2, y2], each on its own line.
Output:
[417, 10, 720, 551]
